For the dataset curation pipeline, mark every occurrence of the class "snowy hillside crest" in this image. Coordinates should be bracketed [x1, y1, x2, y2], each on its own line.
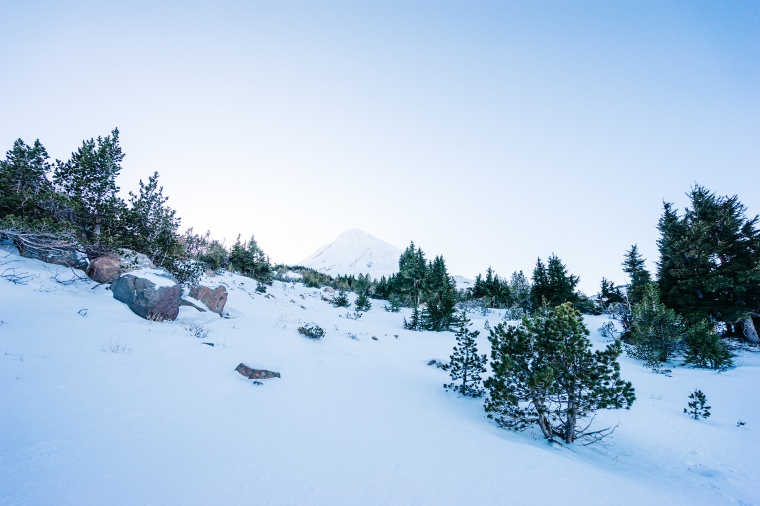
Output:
[299, 228, 402, 279]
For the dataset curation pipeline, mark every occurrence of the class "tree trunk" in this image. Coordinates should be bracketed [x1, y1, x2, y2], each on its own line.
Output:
[741, 316, 759, 344]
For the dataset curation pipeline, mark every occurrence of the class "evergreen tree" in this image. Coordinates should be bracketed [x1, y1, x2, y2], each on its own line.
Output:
[355, 291, 372, 313]
[53, 128, 125, 243]
[531, 257, 550, 307]
[123, 172, 182, 267]
[657, 185, 760, 343]
[627, 283, 684, 372]
[508, 270, 532, 311]
[485, 303, 635, 444]
[0, 138, 52, 220]
[394, 242, 428, 306]
[683, 320, 733, 371]
[229, 234, 272, 285]
[332, 290, 350, 308]
[404, 305, 422, 331]
[443, 310, 487, 397]
[598, 277, 625, 310]
[684, 389, 711, 420]
[383, 293, 402, 312]
[622, 244, 652, 304]
[421, 255, 457, 331]
[546, 254, 579, 306]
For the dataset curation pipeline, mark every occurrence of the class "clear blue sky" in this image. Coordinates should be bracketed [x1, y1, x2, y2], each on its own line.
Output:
[2, 1, 758, 293]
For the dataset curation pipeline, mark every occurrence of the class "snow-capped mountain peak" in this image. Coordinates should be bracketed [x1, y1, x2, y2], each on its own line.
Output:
[299, 228, 402, 279]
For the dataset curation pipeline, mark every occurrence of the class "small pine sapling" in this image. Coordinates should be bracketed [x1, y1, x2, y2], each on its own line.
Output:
[443, 310, 487, 397]
[684, 389, 711, 420]
[355, 291, 372, 313]
[404, 306, 422, 331]
[383, 294, 402, 312]
[332, 290, 350, 308]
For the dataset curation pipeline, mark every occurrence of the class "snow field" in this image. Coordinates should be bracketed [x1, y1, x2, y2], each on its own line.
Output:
[1, 249, 758, 505]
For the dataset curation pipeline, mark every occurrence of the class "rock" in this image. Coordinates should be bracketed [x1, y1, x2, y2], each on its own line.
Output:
[189, 285, 228, 315]
[235, 363, 280, 380]
[116, 248, 156, 272]
[323, 287, 335, 293]
[111, 268, 181, 321]
[86, 254, 121, 283]
[427, 359, 444, 368]
[15, 239, 88, 269]
[204, 269, 215, 277]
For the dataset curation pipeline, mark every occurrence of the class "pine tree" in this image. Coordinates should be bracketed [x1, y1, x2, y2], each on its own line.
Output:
[657, 185, 760, 343]
[485, 302, 635, 444]
[404, 305, 422, 330]
[443, 310, 487, 397]
[508, 270, 532, 311]
[123, 171, 182, 267]
[53, 128, 125, 243]
[531, 257, 550, 307]
[355, 291, 372, 313]
[421, 255, 457, 331]
[229, 234, 272, 286]
[628, 283, 684, 372]
[395, 242, 428, 306]
[383, 294, 402, 312]
[683, 320, 733, 371]
[684, 389, 711, 420]
[546, 254, 579, 306]
[622, 244, 652, 304]
[332, 290, 350, 308]
[0, 138, 52, 220]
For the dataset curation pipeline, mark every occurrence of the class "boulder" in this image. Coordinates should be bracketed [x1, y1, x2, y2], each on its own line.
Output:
[117, 249, 156, 272]
[86, 254, 121, 283]
[323, 287, 335, 293]
[189, 284, 228, 315]
[111, 268, 181, 321]
[204, 269, 215, 277]
[235, 363, 280, 380]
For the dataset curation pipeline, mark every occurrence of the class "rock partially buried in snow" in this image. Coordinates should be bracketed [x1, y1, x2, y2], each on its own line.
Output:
[111, 268, 181, 321]
[235, 363, 281, 380]
[189, 284, 228, 315]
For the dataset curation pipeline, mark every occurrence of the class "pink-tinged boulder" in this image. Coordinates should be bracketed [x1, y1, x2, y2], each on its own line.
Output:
[87, 254, 121, 283]
[111, 268, 181, 321]
[189, 284, 228, 315]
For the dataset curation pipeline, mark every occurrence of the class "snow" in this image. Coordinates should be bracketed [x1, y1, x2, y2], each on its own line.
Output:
[1, 249, 759, 505]
[123, 267, 178, 287]
[299, 228, 402, 279]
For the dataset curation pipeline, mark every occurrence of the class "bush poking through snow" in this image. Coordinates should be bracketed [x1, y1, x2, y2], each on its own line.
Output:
[186, 322, 210, 339]
[102, 339, 131, 354]
[684, 389, 711, 420]
[298, 323, 324, 340]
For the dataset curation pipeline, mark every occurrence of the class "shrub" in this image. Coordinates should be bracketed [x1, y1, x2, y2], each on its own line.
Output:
[298, 323, 324, 340]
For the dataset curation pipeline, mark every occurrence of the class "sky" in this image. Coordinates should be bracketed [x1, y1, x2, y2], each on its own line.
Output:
[1, 1, 758, 293]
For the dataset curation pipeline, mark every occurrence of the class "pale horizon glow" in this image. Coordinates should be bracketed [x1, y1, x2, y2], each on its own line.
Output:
[2, 1, 758, 293]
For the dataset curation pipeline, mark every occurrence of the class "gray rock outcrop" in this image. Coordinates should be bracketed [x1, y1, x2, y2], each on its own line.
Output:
[111, 268, 181, 321]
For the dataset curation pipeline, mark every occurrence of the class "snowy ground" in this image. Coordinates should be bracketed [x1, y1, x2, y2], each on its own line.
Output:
[1, 248, 759, 505]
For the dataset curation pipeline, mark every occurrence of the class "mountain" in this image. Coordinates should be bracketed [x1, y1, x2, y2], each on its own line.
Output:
[299, 228, 402, 279]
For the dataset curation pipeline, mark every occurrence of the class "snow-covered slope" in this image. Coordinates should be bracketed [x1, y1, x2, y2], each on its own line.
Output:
[2, 247, 760, 506]
[299, 228, 402, 279]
